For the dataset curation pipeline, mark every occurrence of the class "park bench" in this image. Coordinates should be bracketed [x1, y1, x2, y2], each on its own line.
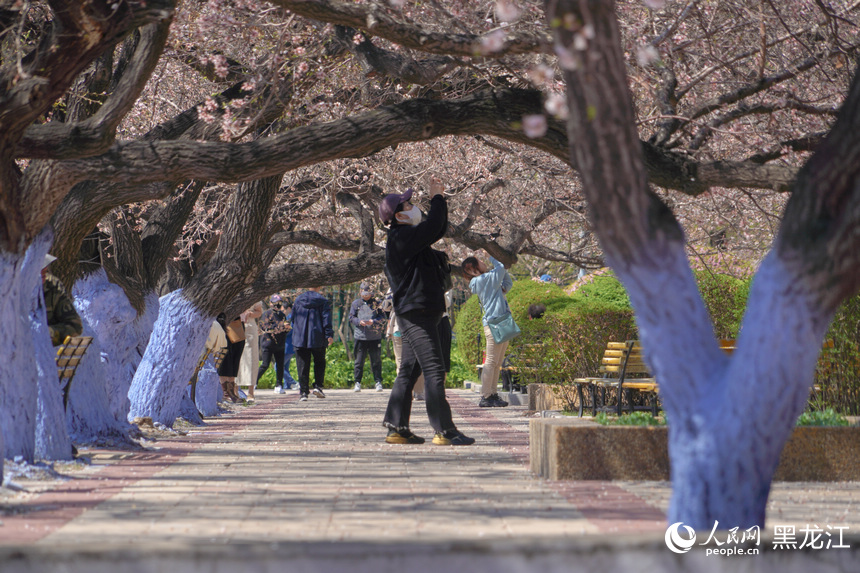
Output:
[189, 347, 228, 403]
[572, 339, 737, 418]
[56, 335, 94, 409]
[572, 341, 657, 417]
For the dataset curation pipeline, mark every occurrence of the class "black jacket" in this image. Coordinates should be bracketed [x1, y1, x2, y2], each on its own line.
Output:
[384, 195, 448, 315]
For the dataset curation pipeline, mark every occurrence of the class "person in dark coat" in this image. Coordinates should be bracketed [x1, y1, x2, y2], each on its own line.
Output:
[349, 282, 387, 392]
[378, 178, 474, 446]
[257, 294, 291, 394]
[291, 287, 334, 401]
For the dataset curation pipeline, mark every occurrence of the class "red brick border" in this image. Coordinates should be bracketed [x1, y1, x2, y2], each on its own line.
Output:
[447, 391, 666, 533]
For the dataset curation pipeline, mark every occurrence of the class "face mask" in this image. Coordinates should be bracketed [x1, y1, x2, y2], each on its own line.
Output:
[397, 205, 422, 226]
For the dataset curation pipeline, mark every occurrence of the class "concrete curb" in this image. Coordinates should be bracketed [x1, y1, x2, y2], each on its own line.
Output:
[530, 417, 860, 481]
[2, 536, 859, 573]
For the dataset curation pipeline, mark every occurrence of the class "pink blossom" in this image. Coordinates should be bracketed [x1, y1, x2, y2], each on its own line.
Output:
[544, 93, 568, 120]
[636, 45, 660, 67]
[496, 1, 521, 22]
[212, 54, 229, 78]
[522, 114, 548, 138]
[481, 29, 507, 53]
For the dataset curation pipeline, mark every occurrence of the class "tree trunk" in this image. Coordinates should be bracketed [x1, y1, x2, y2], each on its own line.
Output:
[127, 290, 212, 426]
[32, 269, 72, 461]
[545, 0, 849, 529]
[0, 237, 47, 462]
[63, 332, 135, 447]
[72, 270, 153, 422]
[195, 361, 223, 417]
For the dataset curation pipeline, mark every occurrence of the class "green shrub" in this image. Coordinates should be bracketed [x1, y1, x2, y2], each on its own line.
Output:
[796, 408, 850, 427]
[594, 411, 666, 426]
[256, 342, 396, 389]
[452, 268, 860, 414]
[695, 271, 750, 339]
[257, 340, 467, 389]
[816, 295, 860, 415]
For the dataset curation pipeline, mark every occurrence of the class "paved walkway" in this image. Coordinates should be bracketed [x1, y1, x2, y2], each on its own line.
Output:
[2, 388, 859, 551]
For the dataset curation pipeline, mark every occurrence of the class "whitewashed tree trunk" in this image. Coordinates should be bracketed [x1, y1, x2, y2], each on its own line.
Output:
[72, 271, 152, 424]
[63, 340, 136, 447]
[0, 238, 46, 462]
[547, 0, 860, 529]
[32, 263, 73, 461]
[127, 290, 211, 426]
[196, 361, 223, 417]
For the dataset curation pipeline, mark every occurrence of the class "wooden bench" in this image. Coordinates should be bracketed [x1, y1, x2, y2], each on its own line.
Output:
[189, 347, 228, 402]
[573, 341, 657, 417]
[572, 339, 737, 418]
[56, 336, 94, 409]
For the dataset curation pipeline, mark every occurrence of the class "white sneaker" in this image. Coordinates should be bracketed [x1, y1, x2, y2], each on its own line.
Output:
[300, 394, 308, 401]
[353, 383, 361, 392]
[375, 382, 384, 392]
[273, 386, 284, 394]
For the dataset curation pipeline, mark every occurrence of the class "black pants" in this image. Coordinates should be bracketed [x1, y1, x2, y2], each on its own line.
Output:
[257, 345, 285, 386]
[383, 309, 455, 434]
[218, 339, 245, 377]
[439, 315, 452, 373]
[353, 339, 383, 385]
[295, 346, 327, 395]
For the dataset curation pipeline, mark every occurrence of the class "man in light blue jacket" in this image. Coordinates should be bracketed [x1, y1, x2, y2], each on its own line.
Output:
[462, 252, 514, 407]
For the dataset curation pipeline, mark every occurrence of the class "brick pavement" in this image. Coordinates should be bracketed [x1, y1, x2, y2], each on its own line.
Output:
[2, 388, 859, 550]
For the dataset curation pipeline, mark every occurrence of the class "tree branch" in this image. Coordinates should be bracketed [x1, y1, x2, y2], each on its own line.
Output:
[16, 20, 172, 159]
[268, 0, 550, 57]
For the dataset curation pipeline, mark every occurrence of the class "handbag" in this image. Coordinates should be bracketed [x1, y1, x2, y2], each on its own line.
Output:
[225, 319, 244, 343]
[486, 311, 520, 344]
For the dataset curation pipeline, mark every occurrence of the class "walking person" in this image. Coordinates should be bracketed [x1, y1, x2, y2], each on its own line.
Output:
[291, 287, 334, 401]
[237, 301, 263, 402]
[282, 299, 299, 390]
[257, 295, 291, 394]
[218, 312, 246, 403]
[350, 282, 386, 392]
[379, 178, 474, 446]
[461, 252, 515, 407]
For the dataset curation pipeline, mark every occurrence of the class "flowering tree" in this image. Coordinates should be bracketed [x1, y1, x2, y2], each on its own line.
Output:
[2, 0, 859, 526]
[546, 0, 860, 528]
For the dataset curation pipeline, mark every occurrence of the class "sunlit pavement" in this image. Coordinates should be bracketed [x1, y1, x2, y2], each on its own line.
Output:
[2, 388, 859, 564]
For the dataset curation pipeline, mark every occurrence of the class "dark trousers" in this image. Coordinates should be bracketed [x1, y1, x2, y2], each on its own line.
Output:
[257, 345, 285, 386]
[439, 315, 452, 372]
[295, 346, 327, 395]
[383, 309, 455, 434]
[353, 339, 383, 385]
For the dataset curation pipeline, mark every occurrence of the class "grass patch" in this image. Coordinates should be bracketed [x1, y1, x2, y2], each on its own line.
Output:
[796, 408, 850, 427]
[594, 411, 666, 426]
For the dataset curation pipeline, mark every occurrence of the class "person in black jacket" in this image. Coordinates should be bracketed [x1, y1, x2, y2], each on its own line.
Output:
[256, 294, 291, 394]
[378, 179, 474, 446]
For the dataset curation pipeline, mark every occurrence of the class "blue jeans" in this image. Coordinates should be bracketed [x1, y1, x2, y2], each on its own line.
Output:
[283, 352, 298, 386]
[383, 309, 455, 434]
